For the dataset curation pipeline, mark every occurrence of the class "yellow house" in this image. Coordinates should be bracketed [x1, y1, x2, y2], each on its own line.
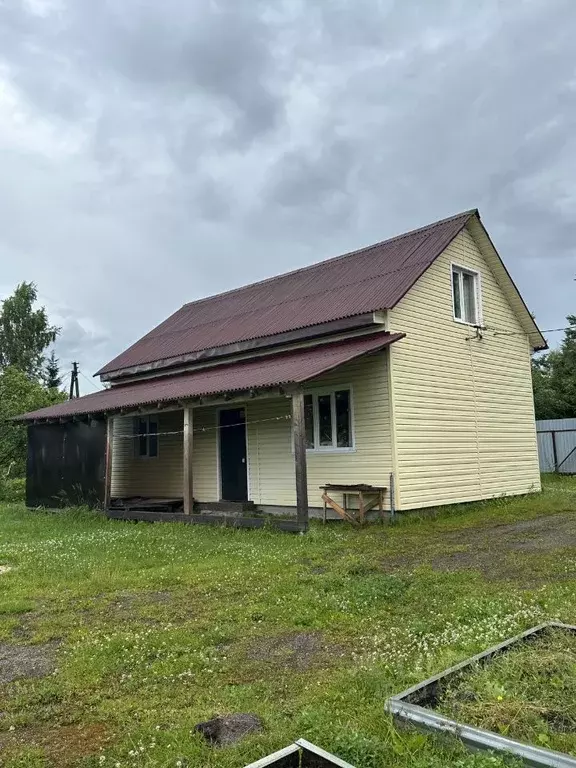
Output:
[19, 210, 546, 528]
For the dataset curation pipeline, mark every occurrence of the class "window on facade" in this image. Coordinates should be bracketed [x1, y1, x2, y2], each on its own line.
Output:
[134, 415, 159, 458]
[303, 389, 353, 450]
[452, 265, 480, 324]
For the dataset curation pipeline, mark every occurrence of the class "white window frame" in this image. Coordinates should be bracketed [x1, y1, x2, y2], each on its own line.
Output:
[133, 414, 159, 459]
[303, 385, 356, 454]
[451, 262, 483, 326]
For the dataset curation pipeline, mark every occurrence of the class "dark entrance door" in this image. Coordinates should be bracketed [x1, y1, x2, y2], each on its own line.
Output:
[219, 408, 248, 502]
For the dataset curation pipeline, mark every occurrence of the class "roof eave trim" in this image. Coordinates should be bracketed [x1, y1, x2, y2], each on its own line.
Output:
[295, 332, 406, 384]
[99, 312, 384, 381]
[15, 332, 406, 424]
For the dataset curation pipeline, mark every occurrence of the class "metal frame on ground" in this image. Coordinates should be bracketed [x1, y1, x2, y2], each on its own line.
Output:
[385, 622, 576, 768]
[243, 737, 356, 767]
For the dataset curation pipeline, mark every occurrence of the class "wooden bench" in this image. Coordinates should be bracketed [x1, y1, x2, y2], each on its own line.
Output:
[320, 484, 386, 525]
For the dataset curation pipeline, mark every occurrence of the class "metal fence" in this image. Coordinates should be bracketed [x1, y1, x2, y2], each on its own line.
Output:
[536, 418, 576, 474]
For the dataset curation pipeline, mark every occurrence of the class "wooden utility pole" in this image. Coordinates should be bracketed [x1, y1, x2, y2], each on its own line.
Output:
[104, 417, 113, 511]
[69, 362, 80, 399]
[183, 407, 194, 514]
[291, 390, 309, 531]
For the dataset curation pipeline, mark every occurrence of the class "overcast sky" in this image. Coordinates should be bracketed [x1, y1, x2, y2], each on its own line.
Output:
[1, 0, 574, 391]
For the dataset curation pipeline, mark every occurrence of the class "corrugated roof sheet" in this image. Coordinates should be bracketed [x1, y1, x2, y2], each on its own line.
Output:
[98, 211, 474, 375]
[18, 332, 404, 422]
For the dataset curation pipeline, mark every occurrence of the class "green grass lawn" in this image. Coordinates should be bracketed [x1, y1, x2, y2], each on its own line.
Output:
[1, 475, 576, 768]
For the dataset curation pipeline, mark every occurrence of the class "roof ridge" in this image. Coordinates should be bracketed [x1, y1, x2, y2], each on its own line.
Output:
[181, 209, 477, 311]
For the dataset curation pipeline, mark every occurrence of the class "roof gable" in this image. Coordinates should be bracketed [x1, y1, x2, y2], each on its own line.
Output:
[465, 217, 546, 350]
[98, 210, 474, 377]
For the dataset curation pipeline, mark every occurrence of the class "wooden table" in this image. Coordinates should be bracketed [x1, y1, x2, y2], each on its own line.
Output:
[320, 484, 387, 525]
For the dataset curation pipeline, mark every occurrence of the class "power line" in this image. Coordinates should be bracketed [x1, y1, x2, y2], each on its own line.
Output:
[3, 415, 292, 431]
[113, 414, 292, 439]
[79, 369, 102, 392]
[491, 326, 572, 339]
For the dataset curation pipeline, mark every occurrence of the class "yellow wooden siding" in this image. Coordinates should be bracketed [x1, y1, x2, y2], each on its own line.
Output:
[111, 407, 222, 501]
[191, 406, 219, 502]
[388, 226, 540, 510]
[111, 410, 183, 498]
[247, 352, 393, 509]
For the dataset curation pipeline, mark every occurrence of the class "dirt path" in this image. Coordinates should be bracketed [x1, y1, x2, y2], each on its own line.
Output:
[383, 512, 576, 584]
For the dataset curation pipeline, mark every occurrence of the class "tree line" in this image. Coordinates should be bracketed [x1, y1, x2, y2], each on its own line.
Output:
[532, 315, 576, 421]
[0, 282, 67, 478]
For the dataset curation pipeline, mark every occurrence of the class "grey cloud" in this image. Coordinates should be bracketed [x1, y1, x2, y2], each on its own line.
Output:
[267, 138, 354, 208]
[0, 0, 284, 148]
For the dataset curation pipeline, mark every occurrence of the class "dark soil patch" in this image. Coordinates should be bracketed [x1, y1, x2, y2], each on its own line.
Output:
[0, 723, 112, 766]
[382, 512, 576, 583]
[108, 590, 175, 609]
[300, 557, 328, 575]
[0, 641, 59, 683]
[11, 590, 191, 642]
[9, 610, 40, 642]
[194, 713, 262, 746]
[245, 631, 344, 671]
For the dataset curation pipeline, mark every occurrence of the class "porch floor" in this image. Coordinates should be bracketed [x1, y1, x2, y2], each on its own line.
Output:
[106, 505, 306, 533]
[109, 497, 258, 515]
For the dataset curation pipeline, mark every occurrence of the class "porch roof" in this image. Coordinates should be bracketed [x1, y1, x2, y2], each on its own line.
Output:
[16, 331, 404, 423]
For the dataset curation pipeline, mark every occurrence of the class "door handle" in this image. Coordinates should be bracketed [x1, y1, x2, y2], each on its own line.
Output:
[241, 458, 246, 463]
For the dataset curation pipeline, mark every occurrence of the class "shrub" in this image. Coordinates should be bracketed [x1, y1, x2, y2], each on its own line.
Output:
[3, 476, 25, 503]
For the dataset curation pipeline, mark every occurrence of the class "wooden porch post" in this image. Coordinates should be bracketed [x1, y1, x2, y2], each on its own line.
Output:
[291, 391, 309, 531]
[183, 406, 194, 515]
[104, 416, 113, 511]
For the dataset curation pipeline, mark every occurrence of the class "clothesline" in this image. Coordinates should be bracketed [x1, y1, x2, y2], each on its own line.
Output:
[113, 414, 292, 439]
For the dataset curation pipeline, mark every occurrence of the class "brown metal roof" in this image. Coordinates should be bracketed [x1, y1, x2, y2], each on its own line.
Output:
[18, 332, 404, 422]
[98, 210, 475, 376]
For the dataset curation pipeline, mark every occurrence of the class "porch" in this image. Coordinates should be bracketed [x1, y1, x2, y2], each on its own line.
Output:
[105, 392, 311, 531]
[105, 345, 395, 529]
[19, 331, 403, 526]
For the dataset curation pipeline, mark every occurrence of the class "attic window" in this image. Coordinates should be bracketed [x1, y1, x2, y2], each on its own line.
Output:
[452, 265, 481, 325]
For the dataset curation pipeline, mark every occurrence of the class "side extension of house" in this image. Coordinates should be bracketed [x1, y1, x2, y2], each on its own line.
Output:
[388, 223, 541, 510]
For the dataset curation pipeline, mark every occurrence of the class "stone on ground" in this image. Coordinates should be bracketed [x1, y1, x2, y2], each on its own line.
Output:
[194, 713, 262, 746]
